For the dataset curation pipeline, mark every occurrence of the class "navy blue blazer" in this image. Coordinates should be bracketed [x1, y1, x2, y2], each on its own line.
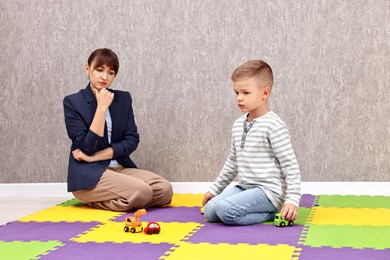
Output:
[63, 84, 140, 192]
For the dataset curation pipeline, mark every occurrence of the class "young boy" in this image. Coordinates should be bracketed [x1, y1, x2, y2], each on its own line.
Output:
[202, 60, 301, 225]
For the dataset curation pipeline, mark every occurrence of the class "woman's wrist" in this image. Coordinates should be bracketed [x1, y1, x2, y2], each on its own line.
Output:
[97, 104, 109, 112]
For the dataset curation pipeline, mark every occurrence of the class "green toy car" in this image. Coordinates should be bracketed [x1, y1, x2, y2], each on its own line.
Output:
[274, 213, 294, 227]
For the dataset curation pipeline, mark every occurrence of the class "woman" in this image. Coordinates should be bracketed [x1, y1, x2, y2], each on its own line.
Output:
[63, 48, 173, 211]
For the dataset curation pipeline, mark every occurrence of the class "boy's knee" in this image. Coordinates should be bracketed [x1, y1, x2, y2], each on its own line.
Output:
[215, 200, 240, 225]
[204, 199, 239, 224]
[204, 200, 220, 223]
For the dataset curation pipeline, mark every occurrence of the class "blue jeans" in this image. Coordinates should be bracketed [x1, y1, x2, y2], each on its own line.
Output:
[204, 186, 277, 225]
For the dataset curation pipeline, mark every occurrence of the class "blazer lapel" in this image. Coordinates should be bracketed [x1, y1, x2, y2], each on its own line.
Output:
[108, 90, 120, 142]
[84, 84, 97, 116]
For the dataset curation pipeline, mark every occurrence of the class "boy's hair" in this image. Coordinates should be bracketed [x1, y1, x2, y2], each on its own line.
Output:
[87, 48, 119, 75]
[231, 60, 273, 88]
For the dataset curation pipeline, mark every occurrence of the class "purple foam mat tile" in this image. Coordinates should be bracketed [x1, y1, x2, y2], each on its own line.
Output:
[299, 194, 316, 208]
[0, 221, 100, 242]
[39, 241, 174, 260]
[187, 221, 304, 245]
[298, 246, 390, 260]
[114, 207, 205, 223]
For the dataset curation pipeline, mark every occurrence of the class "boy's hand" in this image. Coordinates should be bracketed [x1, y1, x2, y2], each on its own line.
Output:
[281, 203, 299, 221]
[202, 192, 214, 207]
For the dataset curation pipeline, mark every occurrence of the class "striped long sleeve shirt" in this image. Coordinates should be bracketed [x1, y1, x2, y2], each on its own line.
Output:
[209, 111, 301, 210]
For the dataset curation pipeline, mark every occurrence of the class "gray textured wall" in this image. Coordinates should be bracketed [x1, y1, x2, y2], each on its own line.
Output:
[1, 0, 389, 183]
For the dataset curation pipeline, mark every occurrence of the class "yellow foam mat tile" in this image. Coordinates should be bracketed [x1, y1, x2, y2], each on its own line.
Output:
[310, 207, 390, 226]
[167, 193, 204, 207]
[72, 221, 203, 244]
[161, 242, 300, 260]
[19, 206, 123, 223]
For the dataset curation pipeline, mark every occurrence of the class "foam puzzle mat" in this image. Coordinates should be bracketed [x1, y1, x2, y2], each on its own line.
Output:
[1, 194, 389, 259]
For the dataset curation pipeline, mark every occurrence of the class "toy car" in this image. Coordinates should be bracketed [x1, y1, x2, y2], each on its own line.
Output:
[124, 209, 147, 233]
[144, 222, 161, 235]
[274, 213, 294, 227]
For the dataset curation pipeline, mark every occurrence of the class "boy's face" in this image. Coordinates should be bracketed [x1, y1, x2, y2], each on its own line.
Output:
[85, 62, 116, 92]
[233, 77, 270, 119]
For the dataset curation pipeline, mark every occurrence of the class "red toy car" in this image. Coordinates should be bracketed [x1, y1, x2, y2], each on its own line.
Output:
[144, 222, 161, 235]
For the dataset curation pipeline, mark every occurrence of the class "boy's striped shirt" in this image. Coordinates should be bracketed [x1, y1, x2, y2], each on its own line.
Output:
[209, 111, 301, 210]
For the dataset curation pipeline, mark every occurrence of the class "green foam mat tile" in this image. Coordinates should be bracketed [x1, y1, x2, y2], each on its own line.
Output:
[296, 207, 311, 225]
[302, 224, 390, 250]
[317, 195, 390, 208]
[59, 198, 85, 207]
[0, 240, 63, 260]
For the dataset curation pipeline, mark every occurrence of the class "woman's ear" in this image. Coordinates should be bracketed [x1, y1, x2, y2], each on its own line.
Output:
[85, 63, 90, 76]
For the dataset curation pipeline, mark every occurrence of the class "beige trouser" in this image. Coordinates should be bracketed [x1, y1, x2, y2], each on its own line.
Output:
[72, 166, 173, 212]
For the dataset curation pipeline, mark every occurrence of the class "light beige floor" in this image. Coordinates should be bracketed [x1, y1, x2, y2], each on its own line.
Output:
[0, 196, 73, 225]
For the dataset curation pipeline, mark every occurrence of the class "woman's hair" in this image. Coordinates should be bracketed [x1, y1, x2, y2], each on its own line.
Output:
[87, 48, 119, 75]
[231, 60, 273, 88]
